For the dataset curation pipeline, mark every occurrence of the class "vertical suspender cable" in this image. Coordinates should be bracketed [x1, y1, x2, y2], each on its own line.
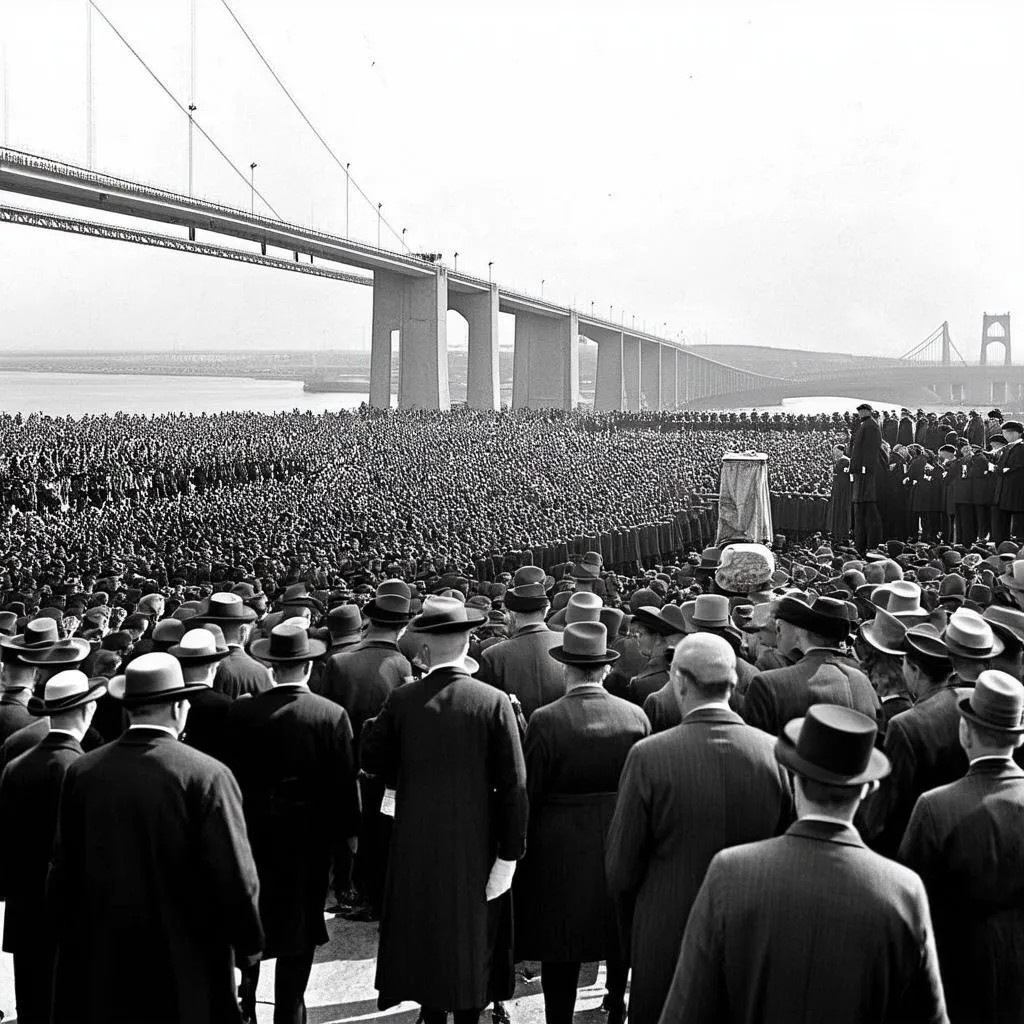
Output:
[86, 0, 94, 167]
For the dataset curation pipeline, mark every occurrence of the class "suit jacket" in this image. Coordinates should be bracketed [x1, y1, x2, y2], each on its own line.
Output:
[850, 415, 882, 502]
[316, 638, 411, 750]
[213, 646, 272, 700]
[605, 635, 646, 700]
[183, 686, 232, 762]
[0, 690, 33, 746]
[606, 707, 793, 1024]
[48, 728, 263, 1024]
[658, 820, 947, 1024]
[627, 648, 671, 706]
[361, 666, 527, 1011]
[858, 685, 971, 856]
[223, 685, 359, 957]
[642, 683, 680, 734]
[477, 623, 564, 719]
[744, 649, 880, 737]
[899, 758, 1024, 1024]
[999, 438, 1024, 512]
[515, 687, 648, 961]
[0, 731, 83, 953]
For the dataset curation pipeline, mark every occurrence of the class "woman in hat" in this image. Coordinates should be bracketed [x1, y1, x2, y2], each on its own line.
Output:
[514, 622, 649, 1024]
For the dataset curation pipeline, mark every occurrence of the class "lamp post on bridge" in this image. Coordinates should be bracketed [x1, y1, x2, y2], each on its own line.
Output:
[402, 227, 407, 250]
[187, 104, 197, 197]
[377, 203, 382, 248]
[345, 162, 350, 236]
[454, 252, 459, 271]
[541, 279, 545, 297]
[488, 261, 494, 283]
[249, 162, 257, 215]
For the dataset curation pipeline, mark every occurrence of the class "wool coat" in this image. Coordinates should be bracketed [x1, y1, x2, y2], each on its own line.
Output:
[606, 707, 793, 1024]
[743, 648, 880, 738]
[850, 415, 882, 503]
[0, 690, 33, 746]
[658, 820, 947, 1024]
[47, 728, 263, 1024]
[627, 648, 671, 706]
[223, 685, 359, 957]
[514, 687, 649, 962]
[213, 646, 272, 700]
[899, 757, 1024, 1024]
[477, 623, 565, 719]
[362, 666, 527, 1011]
[183, 686, 232, 762]
[998, 439, 1024, 512]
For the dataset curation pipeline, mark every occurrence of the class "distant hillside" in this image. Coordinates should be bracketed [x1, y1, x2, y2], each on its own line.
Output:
[691, 345, 896, 380]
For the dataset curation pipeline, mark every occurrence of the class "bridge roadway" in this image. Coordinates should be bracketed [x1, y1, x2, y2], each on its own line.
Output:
[0, 147, 783, 411]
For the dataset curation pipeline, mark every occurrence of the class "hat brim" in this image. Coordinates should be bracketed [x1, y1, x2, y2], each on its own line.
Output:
[998, 572, 1024, 592]
[364, 602, 413, 624]
[568, 568, 602, 581]
[633, 607, 679, 636]
[859, 623, 905, 658]
[17, 639, 92, 666]
[944, 633, 1005, 660]
[775, 719, 891, 786]
[167, 644, 231, 664]
[504, 594, 549, 612]
[409, 609, 488, 634]
[28, 681, 108, 717]
[690, 616, 732, 630]
[248, 637, 328, 663]
[195, 609, 258, 624]
[108, 677, 211, 707]
[958, 696, 1024, 735]
[548, 646, 620, 666]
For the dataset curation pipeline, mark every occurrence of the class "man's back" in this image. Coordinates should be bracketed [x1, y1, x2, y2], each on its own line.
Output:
[48, 727, 263, 1024]
[606, 707, 793, 1024]
[478, 624, 564, 719]
[899, 759, 1024, 1023]
[659, 820, 946, 1024]
[744, 650, 879, 736]
[213, 646, 272, 699]
[0, 692, 32, 745]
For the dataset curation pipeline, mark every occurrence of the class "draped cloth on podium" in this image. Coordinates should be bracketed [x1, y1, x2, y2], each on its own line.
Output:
[717, 453, 772, 543]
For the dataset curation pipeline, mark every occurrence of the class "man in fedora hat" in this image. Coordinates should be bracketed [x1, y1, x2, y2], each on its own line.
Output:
[658, 704, 945, 1023]
[857, 608, 913, 745]
[0, 669, 105, 1024]
[744, 597, 878, 737]
[899, 670, 1024, 1023]
[514, 623, 649, 1024]
[199, 593, 271, 700]
[48, 652, 264, 1024]
[362, 597, 528, 1024]
[308, 603, 364, 695]
[0, 618, 62, 745]
[607, 634, 792, 1024]
[632, 604, 689, 731]
[168, 627, 232, 761]
[318, 581, 412, 921]
[850, 402, 884, 555]
[225, 624, 360, 1024]
[626, 601, 688, 708]
[478, 566, 564, 720]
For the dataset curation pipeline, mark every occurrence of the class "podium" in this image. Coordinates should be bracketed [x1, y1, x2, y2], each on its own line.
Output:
[717, 452, 773, 544]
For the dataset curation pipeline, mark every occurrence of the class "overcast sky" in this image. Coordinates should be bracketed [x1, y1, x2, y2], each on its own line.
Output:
[0, 0, 1021, 356]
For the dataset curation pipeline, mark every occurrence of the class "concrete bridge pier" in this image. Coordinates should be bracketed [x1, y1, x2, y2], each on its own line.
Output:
[370, 269, 450, 409]
[640, 339, 661, 410]
[623, 336, 641, 410]
[448, 285, 499, 410]
[592, 327, 626, 411]
[660, 346, 678, 409]
[511, 310, 579, 409]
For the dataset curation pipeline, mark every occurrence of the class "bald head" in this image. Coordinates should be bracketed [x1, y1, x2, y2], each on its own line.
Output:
[671, 633, 738, 706]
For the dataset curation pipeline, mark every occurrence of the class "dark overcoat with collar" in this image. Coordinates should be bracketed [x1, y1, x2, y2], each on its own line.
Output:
[627, 647, 670, 706]
[223, 685, 359, 957]
[658, 820, 947, 1024]
[47, 727, 264, 1024]
[743, 648, 879, 737]
[998, 438, 1024, 512]
[0, 690, 33, 746]
[213, 646, 272, 700]
[899, 758, 1024, 1024]
[858, 685, 972, 856]
[850, 414, 883, 503]
[183, 685, 232, 762]
[515, 686, 649, 961]
[477, 622, 564, 719]
[0, 731, 83, 954]
[606, 707, 793, 1024]
[361, 666, 527, 1011]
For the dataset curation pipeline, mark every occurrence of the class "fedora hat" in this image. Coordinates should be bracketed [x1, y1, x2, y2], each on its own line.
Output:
[249, 623, 327, 664]
[17, 637, 92, 667]
[0, 611, 18, 637]
[548, 591, 603, 631]
[196, 593, 257, 624]
[775, 596, 850, 640]
[512, 565, 555, 592]
[943, 608, 1005, 660]
[279, 584, 324, 614]
[775, 704, 891, 786]
[1, 617, 61, 651]
[873, 581, 930, 625]
[549, 622, 620, 666]
[983, 606, 1024, 645]
[959, 670, 1024, 734]
[168, 628, 231, 664]
[326, 604, 364, 639]
[938, 574, 967, 608]
[408, 596, 487, 634]
[505, 579, 551, 613]
[998, 559, 1024, 593]
[28, 669, 106, 716]
[741, 602, 774, 636]
[904, 623, 951, 662]
[152, 619, 186, 645]
[599, 606, 625, 638]
[859, 608, 907, 657]
[690, 594, 731, 630]
[568, 551, 604, 581]
[633, 603, 687, 637]
[108, 652, 210, 707]
[364, 586, 413, 624]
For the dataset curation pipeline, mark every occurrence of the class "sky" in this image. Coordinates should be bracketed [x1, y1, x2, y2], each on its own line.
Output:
[0, 0, 1021, 356]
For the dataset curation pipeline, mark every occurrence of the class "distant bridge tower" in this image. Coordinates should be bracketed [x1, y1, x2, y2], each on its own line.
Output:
[941, 321, 951, 364]
[980, 312, 1011, 366]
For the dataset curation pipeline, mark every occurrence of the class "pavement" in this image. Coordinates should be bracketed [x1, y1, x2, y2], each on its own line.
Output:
[0, 905, 611, 1024]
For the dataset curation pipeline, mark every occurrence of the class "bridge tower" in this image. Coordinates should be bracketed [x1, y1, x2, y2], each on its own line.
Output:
[941, 321, 951, 365]
[980, 313, 1011, 366]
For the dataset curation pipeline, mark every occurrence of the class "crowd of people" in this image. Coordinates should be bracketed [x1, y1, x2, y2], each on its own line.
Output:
[0, 401, 1022, 1022]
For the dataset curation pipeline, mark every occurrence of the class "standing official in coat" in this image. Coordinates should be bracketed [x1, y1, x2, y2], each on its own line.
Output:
[0, 618, 64, 745]
[362, 598, 528, 1024]
[48, 652, 264, 1024]
[899, 671, 1024, 1024]
[170, 626, 233, 762]
[0, 670, 105, 1024]
[658, 704, 946, 1024]
[515, 622, 649, 1024]
[226, 624, 361, 1024]
[997, 420, 1024, 540]
[850, 403, 884, 554]
[606, 634, 792, 1024]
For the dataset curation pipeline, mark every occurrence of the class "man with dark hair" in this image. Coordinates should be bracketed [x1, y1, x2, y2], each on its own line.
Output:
[658, 704, 945, 1023]
[607, 634, 791, 1024]
[850, 403, 883, 554]
[900, 671, 1024, 1024]
[200, 593, 271, 699]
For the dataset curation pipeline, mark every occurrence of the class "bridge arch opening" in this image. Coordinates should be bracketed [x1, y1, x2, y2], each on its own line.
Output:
[577, 335, 599, 410]
[986, 322, 1007, 339]
[445, 309, 470, 405]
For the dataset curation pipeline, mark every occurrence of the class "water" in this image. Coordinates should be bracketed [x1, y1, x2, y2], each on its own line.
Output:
[0, 371, 370, 416]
